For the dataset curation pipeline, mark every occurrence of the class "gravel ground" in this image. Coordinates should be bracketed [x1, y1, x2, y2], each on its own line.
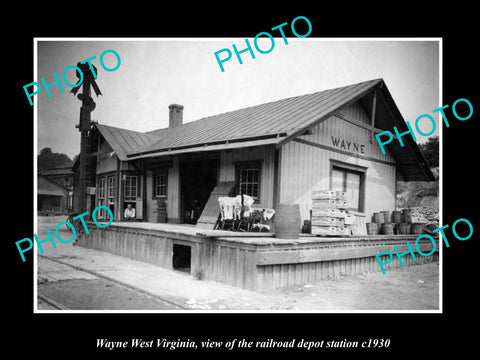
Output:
[37, 216, 440, 311]
[261, 262, 439, 311]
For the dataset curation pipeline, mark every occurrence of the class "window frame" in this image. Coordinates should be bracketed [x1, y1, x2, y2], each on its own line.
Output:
[107, 175, 116, 200]
[97, 177, 106, 218]
[124, 175, 138, 202]
[235, 160, 262, 202]
[98, 177, 105, 199]
[153, 170, 168, 198]
[329, 160, 366, 212]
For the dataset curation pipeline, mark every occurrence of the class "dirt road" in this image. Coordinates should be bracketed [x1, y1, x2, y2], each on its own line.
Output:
[36, 216, 440, 311]
[38, 256, 183, 310]
[262, 262, 439, 310]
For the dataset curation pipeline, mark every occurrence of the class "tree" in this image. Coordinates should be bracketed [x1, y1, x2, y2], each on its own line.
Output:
[40, 147, 52, 155]
[418, 136, 439, 168]
[38, 147, 72, 171]
[72, 154, 79, 164]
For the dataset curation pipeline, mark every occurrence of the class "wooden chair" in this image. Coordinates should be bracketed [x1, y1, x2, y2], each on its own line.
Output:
[215, 196, 237, 230]
[215, 195, 255, 232]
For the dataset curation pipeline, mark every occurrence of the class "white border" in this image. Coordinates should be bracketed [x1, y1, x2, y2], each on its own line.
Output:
[33, 38, 39, 312]
[33, 37, 443, 314]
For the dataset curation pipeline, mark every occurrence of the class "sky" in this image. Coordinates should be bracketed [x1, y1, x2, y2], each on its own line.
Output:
[35, 38, 440, 159]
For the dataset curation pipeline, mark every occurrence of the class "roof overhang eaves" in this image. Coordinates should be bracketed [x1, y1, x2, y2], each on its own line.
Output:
[125, 136, 284, 161]
[375, 88, 435, 182]
[274, 80, 434, 182]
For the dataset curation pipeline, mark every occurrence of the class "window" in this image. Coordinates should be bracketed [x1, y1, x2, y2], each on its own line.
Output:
[97, 177, 106, 218]
[124, 175, 138, 202]
[236, 161, 261, 200]
[330, 163, 365, 212]
[107, 176, 115, 199]
[98, 178, 105, 199]
[107, 175, 116, 214]
[239, 169, 259, 198]
[153, 172, 168, 198]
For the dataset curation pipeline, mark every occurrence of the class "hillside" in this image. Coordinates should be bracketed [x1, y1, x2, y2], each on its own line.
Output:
[396, 167, 439, 224]
[38, 147, 72, 171]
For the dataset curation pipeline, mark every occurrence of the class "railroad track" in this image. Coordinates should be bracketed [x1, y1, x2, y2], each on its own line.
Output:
[37, 255, 189, 310]
[37, 293, 69, 310]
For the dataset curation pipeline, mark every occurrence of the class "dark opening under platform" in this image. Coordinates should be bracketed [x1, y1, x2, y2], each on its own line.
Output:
[76, 222, 439, 290]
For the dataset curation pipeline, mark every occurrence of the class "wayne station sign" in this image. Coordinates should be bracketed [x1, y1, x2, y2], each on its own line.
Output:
[331, 136, 366, 155]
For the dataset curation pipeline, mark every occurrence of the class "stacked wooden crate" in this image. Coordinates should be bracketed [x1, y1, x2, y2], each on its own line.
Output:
[153, 199, 167, 223]
[311, 190, 351, 236]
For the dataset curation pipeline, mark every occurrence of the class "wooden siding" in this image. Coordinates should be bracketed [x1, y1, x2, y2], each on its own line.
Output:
[119, 160, 138, 171]
[97, 128, 146, 173]
[279, 102, 396, 222]
[146, 171, 154, 222]
[77, 224, 259, 290]
[256, 251, 436, 290]
[77, 223, 438, 291]
[145, 158, 181, 223]
[191, 240, 258, 290]
[167, 158, 180, 221]
[79, 225, 174, 268]
[219, 146, 276, 208]
[96, 141, 117, 174]
[341, 99, 371, 125]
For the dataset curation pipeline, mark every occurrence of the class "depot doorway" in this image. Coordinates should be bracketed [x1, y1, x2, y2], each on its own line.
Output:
[180, 157, 219, 224]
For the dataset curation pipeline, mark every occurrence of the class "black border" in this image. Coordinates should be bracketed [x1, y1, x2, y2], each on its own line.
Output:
[7, 5, 478, 357]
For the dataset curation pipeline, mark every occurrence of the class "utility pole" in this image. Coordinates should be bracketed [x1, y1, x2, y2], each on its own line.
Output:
[72, 63, 102, 215]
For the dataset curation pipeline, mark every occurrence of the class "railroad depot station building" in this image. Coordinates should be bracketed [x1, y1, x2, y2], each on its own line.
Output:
[72, 79, 437, 290]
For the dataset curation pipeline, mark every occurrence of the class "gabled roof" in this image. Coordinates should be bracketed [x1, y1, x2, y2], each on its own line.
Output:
[93, 79, 435, 181]
[130, 79, 383, 157]
[38, 165, 73, 177]
[37, 174, 71, 193]
[94, 123, 158, 161]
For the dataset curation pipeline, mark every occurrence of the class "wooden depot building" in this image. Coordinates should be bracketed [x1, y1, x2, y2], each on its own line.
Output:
[73, 78, 437, 290]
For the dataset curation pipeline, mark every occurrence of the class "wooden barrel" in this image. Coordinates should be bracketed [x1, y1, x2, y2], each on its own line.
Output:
[425, 223, 438, 233]
[410, 223, 424, 235]
[274, 204, 301, 239]
[366, 222, 378, 235]
[392, 211, 403, 223]
[382, 211, 391, 223]
[381, 223, 394, 235]
[373, 212, 384, 224]
[396, 223, 411, 235]
[403, 209, 413, 223]
[301, 220, 312, 234]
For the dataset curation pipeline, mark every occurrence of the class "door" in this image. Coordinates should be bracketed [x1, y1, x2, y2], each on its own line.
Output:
[180, 158, 219, 224]
[123, 174, 142, 219]
[331, 166, 364, 211]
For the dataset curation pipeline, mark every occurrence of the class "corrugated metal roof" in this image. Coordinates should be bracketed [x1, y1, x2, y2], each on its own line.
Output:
[92, 78, 434, 181]
[94, 123, 159, 161]
[129, 78, 382, 156]
[38, 174, 71, 193]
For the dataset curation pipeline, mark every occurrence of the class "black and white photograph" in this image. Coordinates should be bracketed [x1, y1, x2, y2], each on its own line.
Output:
[7, 7, 478, 357]
[34, 38, 441, 312]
